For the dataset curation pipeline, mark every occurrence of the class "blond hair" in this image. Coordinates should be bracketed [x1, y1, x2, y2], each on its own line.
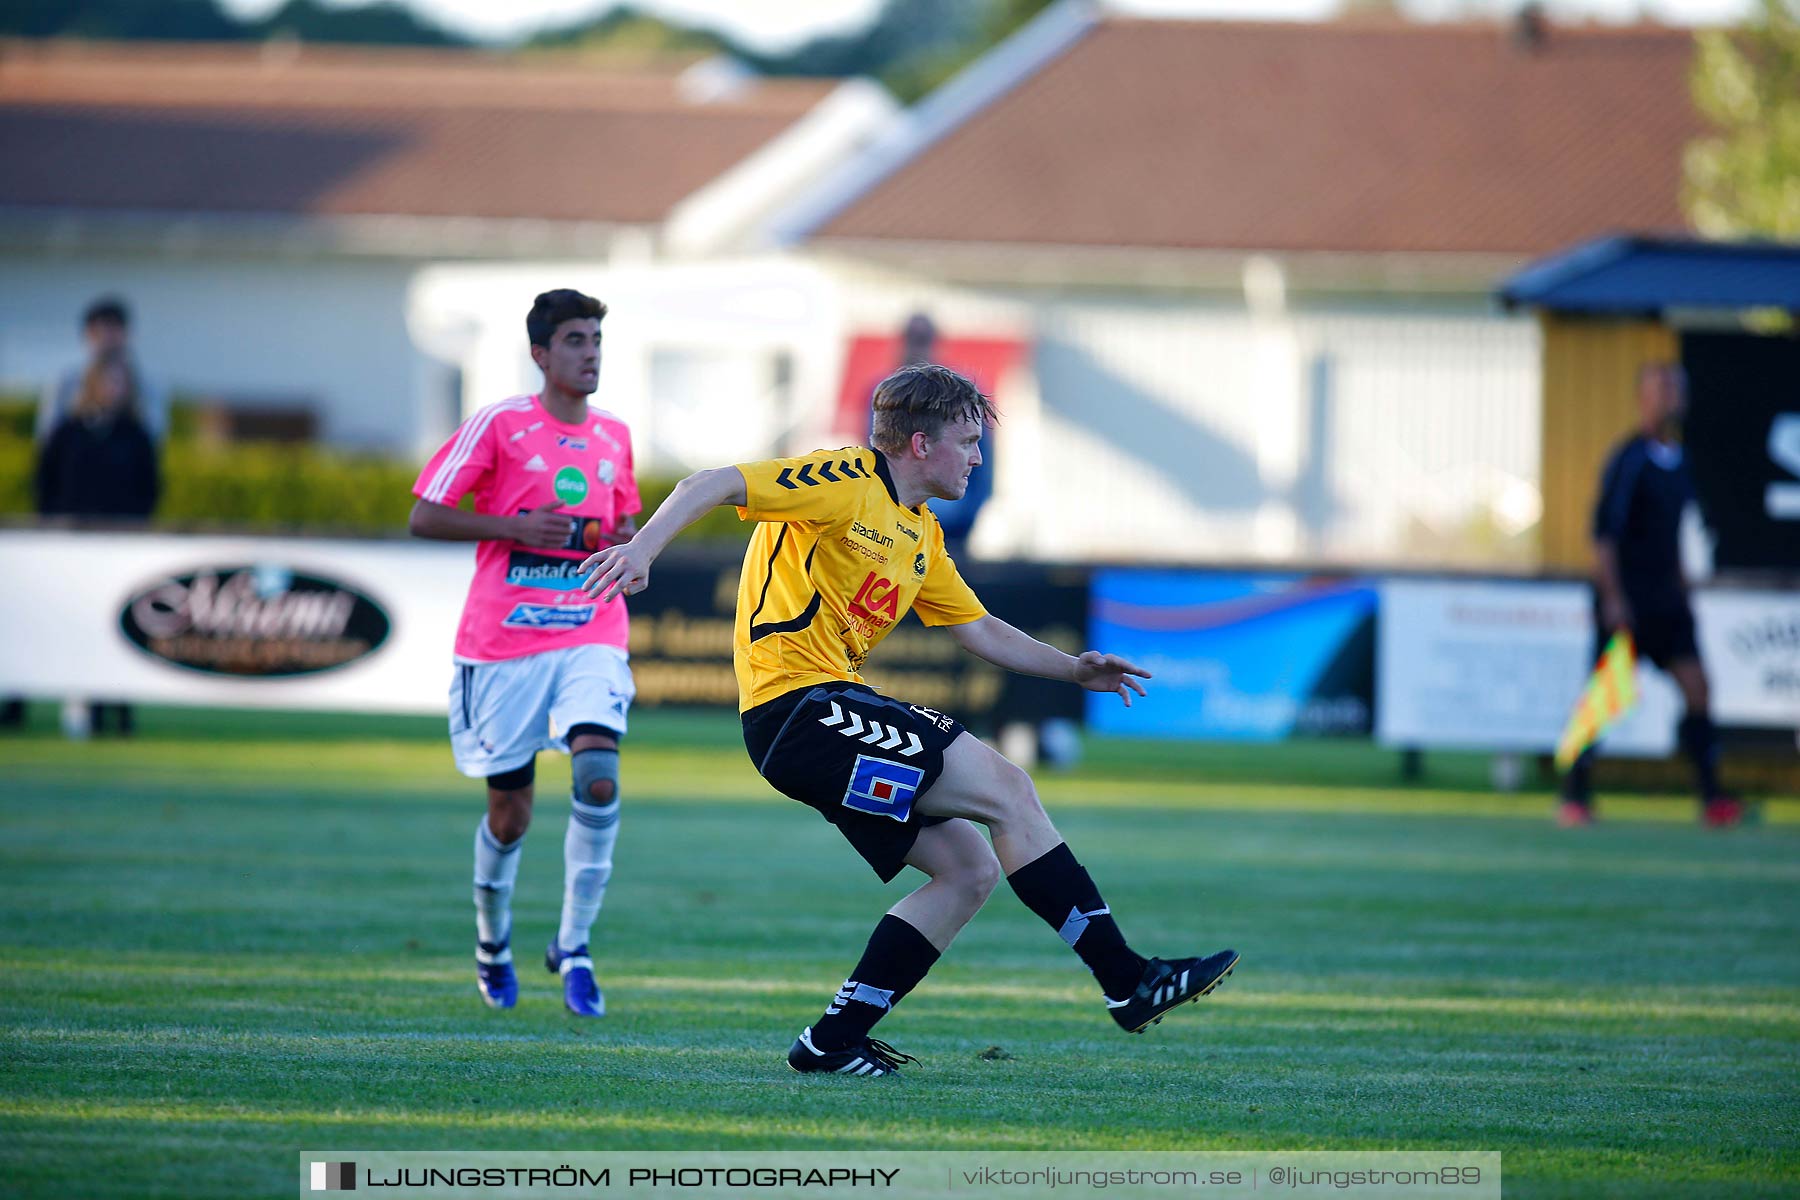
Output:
[869, 363, 997, 455]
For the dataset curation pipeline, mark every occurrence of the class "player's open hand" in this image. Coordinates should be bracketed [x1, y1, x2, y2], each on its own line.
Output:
[513, 502, 570, 550]
[1072, 650, 1151, 706]
[580, 540, 651, 603]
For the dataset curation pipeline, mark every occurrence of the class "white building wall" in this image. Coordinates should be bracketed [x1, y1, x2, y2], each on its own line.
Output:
[823, 266, 1542, 568]
[408, 257, 847, 477]
[0, 253, 433, 453]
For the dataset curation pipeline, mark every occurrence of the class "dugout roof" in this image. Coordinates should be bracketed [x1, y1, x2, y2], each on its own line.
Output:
[1497, 235, 1800, 316]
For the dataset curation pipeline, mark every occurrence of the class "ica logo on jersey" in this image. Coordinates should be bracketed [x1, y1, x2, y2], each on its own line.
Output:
[849, 571, 901, 626]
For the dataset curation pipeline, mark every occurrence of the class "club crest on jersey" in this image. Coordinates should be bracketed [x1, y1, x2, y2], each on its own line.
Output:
[842, 754, 926, 822]
[913, 552, 927, 578]
[596, 459, 616, 486]
[850, 571, 900, 624]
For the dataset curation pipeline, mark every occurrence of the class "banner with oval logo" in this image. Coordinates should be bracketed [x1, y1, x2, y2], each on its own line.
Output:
[119, 564, 391, 677]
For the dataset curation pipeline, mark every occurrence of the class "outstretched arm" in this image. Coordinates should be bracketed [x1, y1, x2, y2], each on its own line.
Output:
[580, 466, 746, 601]
[948, 614, 1150, 706]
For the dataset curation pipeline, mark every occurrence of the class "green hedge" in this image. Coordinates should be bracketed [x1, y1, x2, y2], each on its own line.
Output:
[0, 431, 749, 542]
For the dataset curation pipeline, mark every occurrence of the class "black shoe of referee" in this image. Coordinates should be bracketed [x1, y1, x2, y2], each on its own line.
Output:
[787, 1026, 919, 1076]
[1106, 950, 1240, 1034]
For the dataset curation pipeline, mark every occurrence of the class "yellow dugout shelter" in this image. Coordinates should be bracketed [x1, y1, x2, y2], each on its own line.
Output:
[1498, 235, 1800, 578]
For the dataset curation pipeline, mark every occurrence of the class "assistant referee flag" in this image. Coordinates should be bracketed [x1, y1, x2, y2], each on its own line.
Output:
[1555, 632, 1639, 771]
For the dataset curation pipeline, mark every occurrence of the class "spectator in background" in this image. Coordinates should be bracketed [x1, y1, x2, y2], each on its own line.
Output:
[0, 296, 163, 732]
[34, 350, 159, 738]
[37, 296, 168, 444]
[892, 313, 994, 561]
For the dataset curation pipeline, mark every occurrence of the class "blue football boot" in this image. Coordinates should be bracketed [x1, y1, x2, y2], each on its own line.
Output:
[476, 939, 517, 1009]
[546, 940, 605, 1017]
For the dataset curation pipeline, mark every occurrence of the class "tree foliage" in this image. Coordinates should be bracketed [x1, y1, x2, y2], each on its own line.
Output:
[0, 0, 463, 45]
[524, 5, 728, 60]
[1685, 0, 1800, 239]
[2, 0, 1054, 107]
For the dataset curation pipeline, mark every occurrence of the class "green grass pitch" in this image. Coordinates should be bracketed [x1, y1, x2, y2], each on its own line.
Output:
[1, 707, 1796, 1198]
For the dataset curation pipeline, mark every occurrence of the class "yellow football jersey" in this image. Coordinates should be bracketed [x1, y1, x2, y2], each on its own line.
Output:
[732, 446, 987, 711]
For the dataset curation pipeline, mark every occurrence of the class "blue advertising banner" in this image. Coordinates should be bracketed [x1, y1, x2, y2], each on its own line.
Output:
[1088, 571, 1377, 740]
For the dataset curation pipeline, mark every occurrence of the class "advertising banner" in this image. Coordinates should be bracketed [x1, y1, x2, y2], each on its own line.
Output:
[0, 530, 1087, 726]
[1372, 577, 1800, 754]
[627, 557, 1089, 727]
[1693, 590, 1800, 731]
[1682, 331, 1800, 571]
[1086, 571, 1377, 740]
[0, 528, 467, 713]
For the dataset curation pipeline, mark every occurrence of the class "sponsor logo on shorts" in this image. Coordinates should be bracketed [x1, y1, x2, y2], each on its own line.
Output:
[501, 603, 594, 630]
[909, 704, 956, 732]
[841, 754, 926, 822]
[505, 552, 587, 590]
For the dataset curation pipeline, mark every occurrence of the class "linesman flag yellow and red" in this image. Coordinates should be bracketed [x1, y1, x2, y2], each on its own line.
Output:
[1555, 632, 1639, 771]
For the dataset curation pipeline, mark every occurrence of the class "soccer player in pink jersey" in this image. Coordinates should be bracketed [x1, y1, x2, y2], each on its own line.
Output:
[408, 289, 639, 1017]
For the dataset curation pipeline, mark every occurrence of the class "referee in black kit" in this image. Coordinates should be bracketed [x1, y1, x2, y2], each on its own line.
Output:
[1559, 362, 1744, 828]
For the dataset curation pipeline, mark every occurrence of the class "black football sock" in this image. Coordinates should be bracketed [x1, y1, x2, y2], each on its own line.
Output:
[1561, 746, 1596, 806]
[1006, 842, 1147, 999]
[808, 915, 940, 1052]
[1678, 713, 1722, 798]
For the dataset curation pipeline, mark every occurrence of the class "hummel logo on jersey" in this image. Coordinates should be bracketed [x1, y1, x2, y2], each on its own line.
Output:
[524, 454, 549, 472]
[774, 458, 868, 489]
[817, 701, 923, 756]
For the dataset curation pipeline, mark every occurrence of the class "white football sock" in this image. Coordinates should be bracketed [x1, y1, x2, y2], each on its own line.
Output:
[557, 795, 618, 953]
[473, 816, 523, 948]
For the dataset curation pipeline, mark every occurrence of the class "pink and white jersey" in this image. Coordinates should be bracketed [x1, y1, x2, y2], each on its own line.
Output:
[413, 394, 641, 663]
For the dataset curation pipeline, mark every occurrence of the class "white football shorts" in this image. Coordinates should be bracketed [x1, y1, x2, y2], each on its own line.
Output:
[448, 643, 635, 778]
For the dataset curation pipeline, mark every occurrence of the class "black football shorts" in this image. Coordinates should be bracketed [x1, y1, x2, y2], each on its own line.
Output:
[742, 682, 968, 882]
[1592, 592, 1700, 673]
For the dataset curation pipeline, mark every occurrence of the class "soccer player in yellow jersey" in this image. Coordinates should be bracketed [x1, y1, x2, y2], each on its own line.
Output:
[582, 364, 1239, 1075]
